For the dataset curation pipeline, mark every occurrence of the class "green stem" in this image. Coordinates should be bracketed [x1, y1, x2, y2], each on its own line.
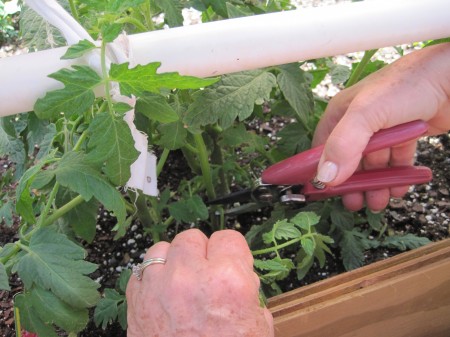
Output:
[143, 1, 155, 31]
[252, 238, 302, 256]
[157, 148, 170, 177]
[43, 195, 86, 227]
[116, 17, 148, 33]
[346, 49, 378, 87]
[193, 133, 216, 200]
[37, 182, 60, 228]
[73, 130, 88, 152]
[101, 41, 114, 115]
[68, 0, 80, 22]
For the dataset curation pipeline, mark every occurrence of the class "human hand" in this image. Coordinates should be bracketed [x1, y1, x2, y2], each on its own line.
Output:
[126, 229, 274, 337]
[312, 42, 450, 211]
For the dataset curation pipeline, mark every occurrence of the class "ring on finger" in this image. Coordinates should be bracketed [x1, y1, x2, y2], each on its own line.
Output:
[132, 257, 166, 281]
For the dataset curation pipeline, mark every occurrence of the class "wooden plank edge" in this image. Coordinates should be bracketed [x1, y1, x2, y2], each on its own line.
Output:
[268, 238, 450, 317]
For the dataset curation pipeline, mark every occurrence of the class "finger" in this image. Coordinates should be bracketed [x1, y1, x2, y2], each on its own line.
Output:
[362, 148, 391, 212]
[207, 230, 254, 268]
[166, 229, 208, 266]
[263, 308, 275, 337]
[140, 241, 170, 285]
[390, 139, 418, 197]
[342, 192, 365, 212]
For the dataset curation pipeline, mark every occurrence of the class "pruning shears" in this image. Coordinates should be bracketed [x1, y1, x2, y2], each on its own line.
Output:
[208, 120, 433, 216]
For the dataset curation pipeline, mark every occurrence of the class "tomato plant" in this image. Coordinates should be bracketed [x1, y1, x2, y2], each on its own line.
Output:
[0, 0, 433, 335]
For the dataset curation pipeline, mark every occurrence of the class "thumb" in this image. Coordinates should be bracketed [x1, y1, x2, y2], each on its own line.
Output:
[315, 113, 376, 186]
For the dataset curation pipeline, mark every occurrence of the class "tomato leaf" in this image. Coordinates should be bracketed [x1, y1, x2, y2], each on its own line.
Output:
[54, 152, 127, 225]
[0, 263, 10, 291]
[136, 93, 180, 123]
[157, 122, 187, 150]
[61, 39, 97, 59]
[34, 66, 102, 119]
[277, 63, 314, 126]
[86, 112, 139, 186]
[168, 195, 208, 223]
[109, 62, 218, 97]
[154, 0, 184, 27]
[184, 70, 276, 129]
[16, 228, 100, 309]
[29, 286, 89, 333]
[94, 289, 125, 329]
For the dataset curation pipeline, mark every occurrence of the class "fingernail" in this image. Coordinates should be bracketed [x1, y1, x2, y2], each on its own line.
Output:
[316, 161, 338, 183]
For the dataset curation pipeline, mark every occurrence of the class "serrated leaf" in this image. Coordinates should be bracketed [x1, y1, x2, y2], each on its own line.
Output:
[57, 189, 99, 243]
[277, 63, 314, 126]
[254, 258, 294, 281]
[366, 209, 384, 231]
[0, 125, 26, 178]
[226, 3, 254, 18]
[26, 113, 57, 159]
[340, 230, 365, 271]
[290, 212, 320, 230]
[118, 300, 128, 330]
[101, 23, 122, 42]
[329, 63, 351, 85]
[61, 39, 97, 59]
[276, 122, 311, 157]
[29, 286, 89, 333]
[136, 93, 179, 123]
[219, 124, 252, 148]
[331, 203, 354, 231]
[16, 228, 100, 309]
[15, 293, 59, 337]
[109, 62, 218, 97]
[0, 263, 10, 291]
[94, 289, 124, 329]
[184, 70, 277, 129]
[155, 0, 183, 27]
[301, 237, 315, 256]
[80, 0, 145, 12]
[20, 2, 67, 51]
[16, 160, 50, 224]
[0, 199, 13, 227]
[86, 112, 139, 185]
[157, 122, 187, 150]
[273, 219, 302, 241]
[296, 253, 314, 280]
[168, 195, 208, 223]
[382, 234, 431, 251]
[34, 66, 102, 119]
[118, 269, 131, 293]
[54, 152, 127, 225]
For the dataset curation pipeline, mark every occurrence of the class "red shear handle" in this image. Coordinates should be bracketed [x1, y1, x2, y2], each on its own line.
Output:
[303, 166, 432, 201]
[262, 120, 429, 185]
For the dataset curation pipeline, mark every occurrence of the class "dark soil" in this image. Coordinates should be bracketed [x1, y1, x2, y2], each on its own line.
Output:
[1, 134, 449, 337]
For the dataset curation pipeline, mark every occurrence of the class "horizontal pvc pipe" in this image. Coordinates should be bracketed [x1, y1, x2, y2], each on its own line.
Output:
[1, 0, 449, 117]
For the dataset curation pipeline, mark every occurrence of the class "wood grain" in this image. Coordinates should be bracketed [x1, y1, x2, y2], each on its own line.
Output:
[269, 238, 450, 337]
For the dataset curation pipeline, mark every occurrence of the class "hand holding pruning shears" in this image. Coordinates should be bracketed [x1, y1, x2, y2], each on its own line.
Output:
[126, 43, 450, 337]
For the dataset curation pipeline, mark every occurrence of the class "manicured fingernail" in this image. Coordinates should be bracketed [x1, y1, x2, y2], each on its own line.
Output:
[316, 161, 338, 183]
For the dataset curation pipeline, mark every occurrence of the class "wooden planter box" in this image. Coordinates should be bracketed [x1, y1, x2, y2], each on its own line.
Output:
[269, 238, 450, 337]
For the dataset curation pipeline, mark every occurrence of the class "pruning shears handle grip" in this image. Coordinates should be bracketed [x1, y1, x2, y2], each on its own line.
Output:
[262, 120, 429, 185]
[302, 166, 433, 201]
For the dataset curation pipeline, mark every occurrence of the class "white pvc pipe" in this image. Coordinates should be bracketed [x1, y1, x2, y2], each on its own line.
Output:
[1, 0, 449, 117]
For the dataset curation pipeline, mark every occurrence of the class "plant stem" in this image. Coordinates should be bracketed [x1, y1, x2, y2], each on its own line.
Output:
[252, 238, 302, 256]
[68, 0, 80, 22]
[73, 130, 88, 152]
[193, 133, 216, 200]
[346, 49, 378, 87]
[115, 17, 148, 33]
[43, 195, 86, 227]
[143, 1, 155, 31]
[37, 182, 60, 228]
[157, 148, 170, 177]
[100, 41, 114, 115]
